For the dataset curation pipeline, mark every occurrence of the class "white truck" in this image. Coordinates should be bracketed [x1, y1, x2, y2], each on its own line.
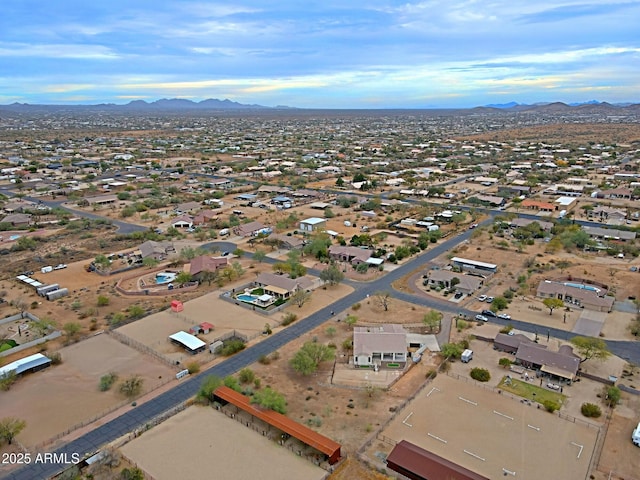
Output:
[632, 422, 640, 446]
[461, 349, 473, 363]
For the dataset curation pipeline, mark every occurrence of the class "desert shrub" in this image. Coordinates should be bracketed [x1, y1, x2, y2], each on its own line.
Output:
[187, 362, 200, 374]
[499, 325, 514, 334]
[543, 400, 560, 412]
[0, 371, 17, 391]
[97, 295, 110, 307]
[581, 403, 602, 418]
[281, 312, 298, 326]
[221, 339, 246, 356]
[119, 375, 143, 398]
[48, 352, 62, 365]
[470, 368, 491, 382]
[351, 303, 361, 311]
[604, 386, 621, 408]
[99, 372, 118, 391]
[258, 354, 271, 365]
[238, 368, 255, 384]
[425, 369, 437, 380]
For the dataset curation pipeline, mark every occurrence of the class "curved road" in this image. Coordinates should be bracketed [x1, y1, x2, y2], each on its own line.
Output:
[6, 214, 639, 479]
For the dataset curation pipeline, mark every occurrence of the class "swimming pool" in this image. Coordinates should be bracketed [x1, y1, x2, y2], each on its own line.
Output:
[563, 282, 600, 293]
[156, 272, 178, 284]
[237, 294, 258, 302]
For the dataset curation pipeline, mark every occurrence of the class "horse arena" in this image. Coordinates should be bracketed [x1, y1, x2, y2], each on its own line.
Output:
[375, 374, 599, 480]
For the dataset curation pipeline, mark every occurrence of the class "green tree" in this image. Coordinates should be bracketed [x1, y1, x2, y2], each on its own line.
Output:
[251, 386, 287, 414]
[470, 368, 491, 382]
[290, 341, 335, 375]
[319, 263, 344, 286]
[423, 310, 442, 333]
[570, 336, 611, 363]
[175, 271, 193, 285]
[491, 297, 509, 312]
[345, 314, 358, 328]
[440, 343, 463, 359]
[542, 298, 564, 315]
[31, 317, 56, 336]
[120, 467, 145, 480]
[0, 417, 26, 445]
[196, 375, 223, 404]
[14, 236, 37, 251]
[253, 249, 267, 263]
[604, 386, 621, 408]
[498, 358, 512, 368]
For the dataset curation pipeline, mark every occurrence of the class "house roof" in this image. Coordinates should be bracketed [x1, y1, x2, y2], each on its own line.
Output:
[536, 281, 615, 309]
[522, 199, 555, 210]
[387, 440, 489, 480]
[583, 226, 636, 241]
[235, 221, 266, 236]
[353, 324, 407, 356]
[328, 245, 372, 263]
[510, 218, 553, 230]
[255, 272, 313, 292]
[171, 214, 193, 225]
[139, 240, 174, 259]
[267, 233, 304, 248]
[494, 333, 537, 350]
[189, 255, 228, 275]
[1, 213, 31, 224]
[428, 270, 483, 291]
[213, 386, 341, 463]
[516, 342, 581, 377]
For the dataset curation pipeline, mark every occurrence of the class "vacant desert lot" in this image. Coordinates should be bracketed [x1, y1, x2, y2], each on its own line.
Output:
[372, 374, 599, 480]
[1, 334, 174, 447]
[120, 406, 327, 480]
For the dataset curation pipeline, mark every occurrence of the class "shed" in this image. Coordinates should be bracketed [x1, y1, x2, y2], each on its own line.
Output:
[0, 353, 52, 378]
[200, 322, 214, 334]
[169, 331, 206, 354]
[171, 300, 184, 312]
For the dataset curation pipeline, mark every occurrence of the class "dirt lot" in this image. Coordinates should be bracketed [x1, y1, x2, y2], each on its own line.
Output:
[120, 406, 327, 480]
[0, 334, 174, 449]
[369, 374, 599, 480]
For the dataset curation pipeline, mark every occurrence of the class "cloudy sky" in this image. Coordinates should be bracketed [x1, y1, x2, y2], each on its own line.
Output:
[1, 1, 638, 108]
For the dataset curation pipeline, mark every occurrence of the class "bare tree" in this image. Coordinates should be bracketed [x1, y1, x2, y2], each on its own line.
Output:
[374, 291, 392, 311]
[290, 289, 311, 308]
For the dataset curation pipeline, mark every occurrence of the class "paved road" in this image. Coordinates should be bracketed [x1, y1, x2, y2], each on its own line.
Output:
[0, 188, 148, 234]
[6, 211, 639, 479]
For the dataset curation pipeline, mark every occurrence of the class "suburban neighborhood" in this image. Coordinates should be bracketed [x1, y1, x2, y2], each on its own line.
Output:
[0, 104, 639, 480]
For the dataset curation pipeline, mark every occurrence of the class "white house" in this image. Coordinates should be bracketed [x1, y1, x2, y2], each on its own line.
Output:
[353, 324, 408, 369]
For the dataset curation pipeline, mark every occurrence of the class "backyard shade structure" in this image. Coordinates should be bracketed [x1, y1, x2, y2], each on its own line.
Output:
[0, 353, 51, 378]
[170, 300, 184, 312]
[213, 386, 341, 465]
[386, 440, 489, 480]
[168, 331, 206, 354]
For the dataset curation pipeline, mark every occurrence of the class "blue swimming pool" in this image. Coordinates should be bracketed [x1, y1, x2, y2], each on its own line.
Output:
[156, 272, 178, 284]
[237, 294, 258, 302]
[563, 282, 600, 292]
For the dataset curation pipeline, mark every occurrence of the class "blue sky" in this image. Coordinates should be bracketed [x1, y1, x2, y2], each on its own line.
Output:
[1, 1, 639, 108]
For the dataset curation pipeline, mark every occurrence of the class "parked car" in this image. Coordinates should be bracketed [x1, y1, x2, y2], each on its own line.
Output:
[454, 291, 464, 299]
[53, 264, 67, 270]
[485, 296, 494, 303]
[221, 251, 230, 256]
[469, 223, 478, 229]
[497, 313, 511, 320]
[481, 309, 497, 317]
[478, 295, 487, 302]
[475, 314, 489, 322]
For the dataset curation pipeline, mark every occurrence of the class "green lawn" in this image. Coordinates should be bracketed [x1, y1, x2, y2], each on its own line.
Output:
[498, 376, 566, 406]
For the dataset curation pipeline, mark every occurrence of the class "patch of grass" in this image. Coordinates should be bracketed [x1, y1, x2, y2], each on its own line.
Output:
[498, 376, 566, 406]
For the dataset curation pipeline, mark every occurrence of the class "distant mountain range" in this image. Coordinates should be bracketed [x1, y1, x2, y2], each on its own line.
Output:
[0, 98, 638, 114]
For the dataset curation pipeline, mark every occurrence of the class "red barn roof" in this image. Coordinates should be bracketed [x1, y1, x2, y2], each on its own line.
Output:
[213, 386, 341, 464]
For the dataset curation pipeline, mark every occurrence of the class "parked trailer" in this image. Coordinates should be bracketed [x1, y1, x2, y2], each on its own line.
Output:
[45, 288, 69, 301]
[37, 284, 59, 297]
